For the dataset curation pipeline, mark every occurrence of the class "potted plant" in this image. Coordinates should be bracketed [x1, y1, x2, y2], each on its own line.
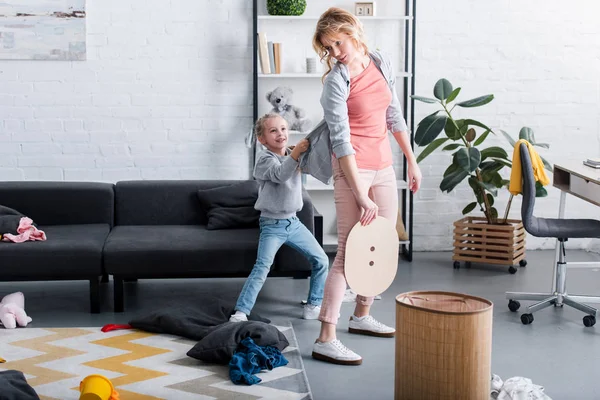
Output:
[267, 0, 306, 16]
[412, 78, 551, 273]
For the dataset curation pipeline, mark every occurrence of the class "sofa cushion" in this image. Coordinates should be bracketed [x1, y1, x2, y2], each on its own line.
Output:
[187, 321, 289, 364]
[197, 180, 260, 230]
[0, 181, 114, 227]
[114, 180, 255, 226]
[0, 224, 109, 279]
[103, 225, 261, 276]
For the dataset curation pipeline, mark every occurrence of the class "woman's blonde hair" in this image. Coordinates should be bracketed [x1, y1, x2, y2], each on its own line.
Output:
[254, 113, 285, 138]
[312, 7, 369, 81]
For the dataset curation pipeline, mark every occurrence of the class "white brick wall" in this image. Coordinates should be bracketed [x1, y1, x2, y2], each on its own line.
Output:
[0, 0, 253, 183]
[2, 0, 599, 251]
[414, 0, 600, 250]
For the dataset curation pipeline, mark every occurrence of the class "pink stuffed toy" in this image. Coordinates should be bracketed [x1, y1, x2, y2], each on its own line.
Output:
[0, 292, 32, 329]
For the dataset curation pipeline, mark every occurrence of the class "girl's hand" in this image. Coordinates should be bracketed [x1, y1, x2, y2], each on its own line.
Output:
[356, 193, 378, 226]
[290, 139, 309, 160]
[408, 163, 422, 193]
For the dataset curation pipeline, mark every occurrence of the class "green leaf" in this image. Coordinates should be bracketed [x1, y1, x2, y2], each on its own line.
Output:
[415, 114, 447, 146]
[540, 155, 552, 171]
[468, 177, 483, 203]
[472, 178, 498, 196]
[445, 119, 467, 140]
[443, 162, 460, 178]
[480, 146, 509, 161]
[446, 87, 461, 103]
[490, 172, 504, 188]
[499, 129, 516, 146]
[462, 202, 477, 215]
[440, 169, 469, 193]
[456, 94, 494, 108]
[455, 147, 481, 173]
[491, 157, 512, 168]
[519, 127, 535, 143]
[411, 95, 438, 104]
[465, 128, 476, 142]
[481, 161, 505, 174]
[473, 129, 491, 146]
[490, 207, 499, 221]
[534, 143, 550, 149]
[442, 143, 462, 151]
[433, 79, 453, 101]
[535, 181, 548, 197]
[416, 137, 448, 163]
[486, 193, 494, 207]
[463, 119, 492, 133]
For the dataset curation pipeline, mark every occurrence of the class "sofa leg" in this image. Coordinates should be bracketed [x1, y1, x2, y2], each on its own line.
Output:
[89, 277, 100, 314]
[101, 273, 109, 283]
[114, 277, 124, 313]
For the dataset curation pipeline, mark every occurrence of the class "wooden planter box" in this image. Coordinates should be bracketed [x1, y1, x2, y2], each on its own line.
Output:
[453, 216, 526, 273]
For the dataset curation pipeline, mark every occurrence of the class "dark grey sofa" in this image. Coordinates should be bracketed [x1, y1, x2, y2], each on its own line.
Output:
[0, 181, 114, 313]
[0, 180, 319, 313]
[99, 180, 317, 312]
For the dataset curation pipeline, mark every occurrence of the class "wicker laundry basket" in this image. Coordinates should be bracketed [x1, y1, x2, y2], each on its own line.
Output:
[395, 291, 493, 400]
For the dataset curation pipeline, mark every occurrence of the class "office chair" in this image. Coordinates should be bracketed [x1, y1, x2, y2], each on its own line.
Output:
[506, 143, 600, 327]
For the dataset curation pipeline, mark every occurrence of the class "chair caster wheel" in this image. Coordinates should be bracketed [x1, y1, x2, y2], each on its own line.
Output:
[521, 313, 534, 325]
[508, 266, 517, 274]
[519, 259, 527, 267]
[508, 300, 520, 312]
[453, 261, 460, 269]
[583, 315, 596, 327]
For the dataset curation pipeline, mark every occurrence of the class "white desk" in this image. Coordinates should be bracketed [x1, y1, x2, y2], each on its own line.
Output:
[551, 161, 600, 291]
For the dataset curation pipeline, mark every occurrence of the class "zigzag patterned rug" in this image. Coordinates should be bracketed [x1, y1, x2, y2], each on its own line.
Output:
[0, 322, 312, 400]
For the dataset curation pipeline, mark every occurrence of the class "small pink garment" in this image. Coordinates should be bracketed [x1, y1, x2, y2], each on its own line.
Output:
[2, 217, 46, 243]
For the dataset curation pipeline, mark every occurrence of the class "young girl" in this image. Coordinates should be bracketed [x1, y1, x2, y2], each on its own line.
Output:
[230, 113, 329, 322]
[310, 8, 422, 365]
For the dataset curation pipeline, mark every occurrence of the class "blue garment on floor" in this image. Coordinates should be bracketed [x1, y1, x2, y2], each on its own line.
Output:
[229, 336, 289, 385]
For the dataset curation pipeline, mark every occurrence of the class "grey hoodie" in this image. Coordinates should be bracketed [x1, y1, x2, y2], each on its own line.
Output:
[299, 50, 408, 184]
[253, 148, 303, 219]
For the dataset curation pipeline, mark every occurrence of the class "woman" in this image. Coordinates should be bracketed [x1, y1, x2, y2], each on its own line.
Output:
[310, 7, 422, 365]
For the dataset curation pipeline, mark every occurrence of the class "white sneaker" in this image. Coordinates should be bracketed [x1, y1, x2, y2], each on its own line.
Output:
[348, 315, 395, 338]
[229, 312, 248, 323]
[303, 304, 321, 320]
[312, 339, 362, 365]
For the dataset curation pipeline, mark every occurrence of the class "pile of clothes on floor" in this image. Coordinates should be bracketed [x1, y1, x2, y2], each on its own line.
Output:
[491, 374, 552, 400]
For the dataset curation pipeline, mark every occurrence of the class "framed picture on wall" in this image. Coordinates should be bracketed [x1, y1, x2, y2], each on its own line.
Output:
[355, 2, 376, 17]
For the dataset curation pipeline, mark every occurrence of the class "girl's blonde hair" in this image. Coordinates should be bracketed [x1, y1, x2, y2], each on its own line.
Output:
[312, 7, 369, 81]
[254, 113, 286, 138]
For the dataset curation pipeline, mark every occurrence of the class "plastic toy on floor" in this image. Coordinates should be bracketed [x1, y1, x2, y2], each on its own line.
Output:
[0, 292, 32, 329]
[79, 374, 120, 400]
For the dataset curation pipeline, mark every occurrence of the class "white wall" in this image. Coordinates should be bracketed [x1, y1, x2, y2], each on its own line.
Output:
[414, 0, 600, 250]
[1, 0, 599, 251]
[0, 0, 253, 182]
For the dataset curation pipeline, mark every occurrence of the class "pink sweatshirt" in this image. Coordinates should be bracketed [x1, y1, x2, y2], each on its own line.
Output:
[346, 60, 393, 170]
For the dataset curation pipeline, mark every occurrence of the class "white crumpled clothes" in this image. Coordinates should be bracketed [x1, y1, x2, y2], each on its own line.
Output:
[491, 374, 552, 400]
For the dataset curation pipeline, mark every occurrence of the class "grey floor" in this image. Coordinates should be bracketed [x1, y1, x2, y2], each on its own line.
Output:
[2, 250, 600, 399]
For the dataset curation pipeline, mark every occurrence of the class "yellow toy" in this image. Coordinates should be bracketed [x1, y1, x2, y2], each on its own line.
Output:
[79, 374, 119, 400]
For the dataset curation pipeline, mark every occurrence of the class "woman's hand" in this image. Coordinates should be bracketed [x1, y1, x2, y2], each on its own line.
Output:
[356, 193, 378, 226]
[408, 162, 422, 193]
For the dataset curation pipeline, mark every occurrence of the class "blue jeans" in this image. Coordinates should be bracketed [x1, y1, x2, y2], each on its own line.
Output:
[235, 216, 329, 315]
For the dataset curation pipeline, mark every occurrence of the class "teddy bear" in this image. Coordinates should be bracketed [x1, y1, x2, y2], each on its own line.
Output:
[266, 86, 312, 132]
[0, 292, 32, 329]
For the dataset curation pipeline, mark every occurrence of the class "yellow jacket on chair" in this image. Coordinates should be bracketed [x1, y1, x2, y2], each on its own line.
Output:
[509, 139, 550, 195]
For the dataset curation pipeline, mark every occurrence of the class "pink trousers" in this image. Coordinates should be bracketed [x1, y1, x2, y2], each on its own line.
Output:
[318, 158, 398, 324]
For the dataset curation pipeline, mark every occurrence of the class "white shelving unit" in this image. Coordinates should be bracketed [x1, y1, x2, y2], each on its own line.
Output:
[252, 0, 416, 258]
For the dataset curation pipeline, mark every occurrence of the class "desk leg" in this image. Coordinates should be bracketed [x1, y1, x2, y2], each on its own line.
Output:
[552, 191, 567, 293]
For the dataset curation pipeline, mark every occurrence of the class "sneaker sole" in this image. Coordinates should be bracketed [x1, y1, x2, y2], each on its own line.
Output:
[348, 327, 395, 338]
[311, 351, 362, 365]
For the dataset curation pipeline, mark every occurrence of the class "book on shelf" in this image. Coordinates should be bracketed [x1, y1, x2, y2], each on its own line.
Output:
[257, 32, 282, 74]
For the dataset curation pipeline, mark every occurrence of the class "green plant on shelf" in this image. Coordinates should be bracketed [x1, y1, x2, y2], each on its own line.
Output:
[267, 0, 306, 16]
[412, 78, 551, 225]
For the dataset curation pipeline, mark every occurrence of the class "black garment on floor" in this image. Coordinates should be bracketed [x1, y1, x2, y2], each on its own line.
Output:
[0, 370, 40, 400]
[128, 296, 270, 340]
